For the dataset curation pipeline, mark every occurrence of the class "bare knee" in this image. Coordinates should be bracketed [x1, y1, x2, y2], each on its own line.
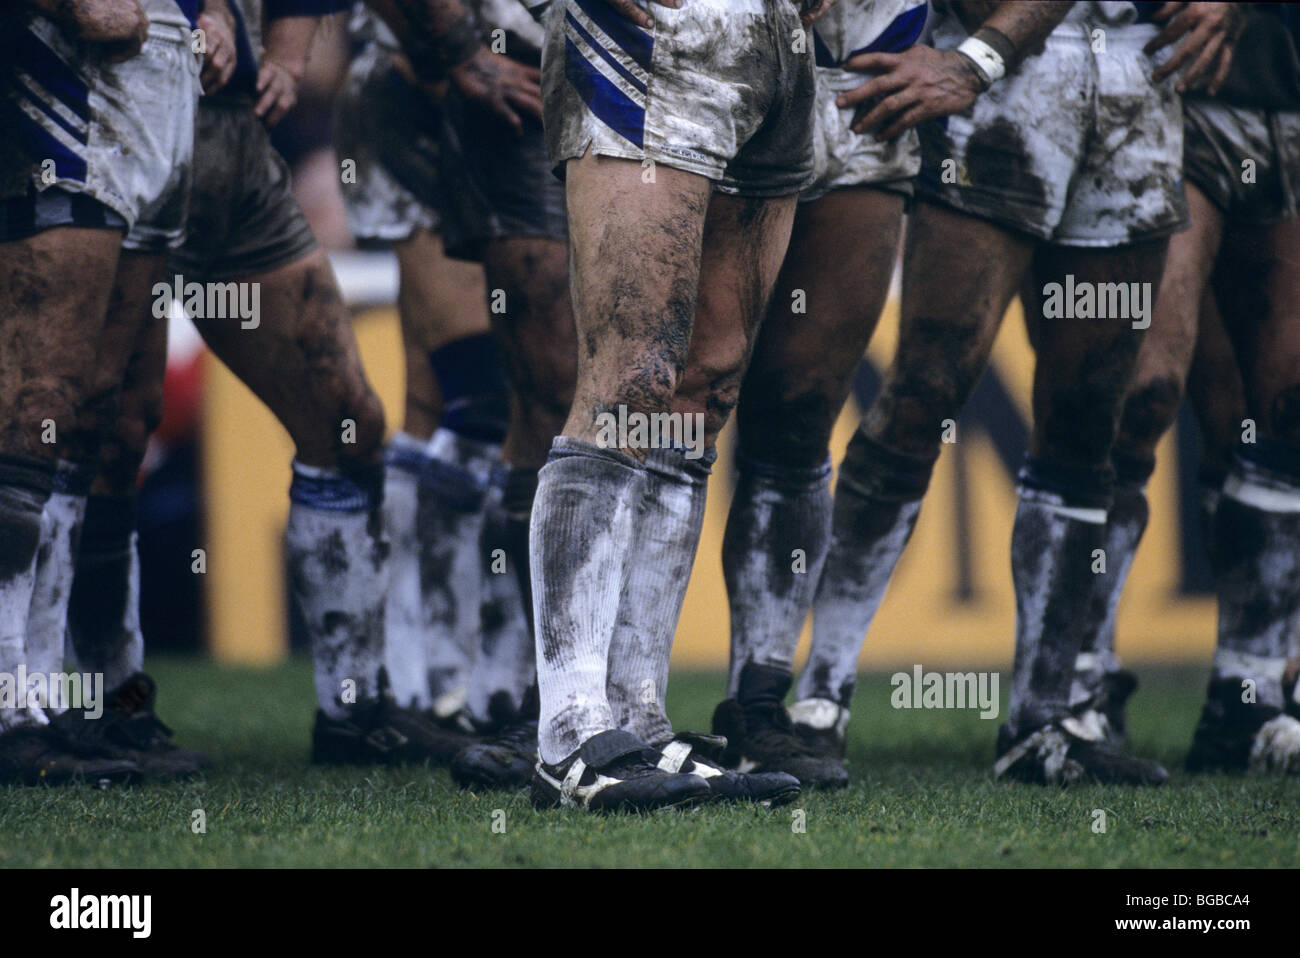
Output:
[676, 342, 752, 445]
[736, 373, 840, 469]
[1116, 374, 1184, 461]
[864, 364, 972, 459]
[96, 388, 163, 494]
[4, 377, 84, 459]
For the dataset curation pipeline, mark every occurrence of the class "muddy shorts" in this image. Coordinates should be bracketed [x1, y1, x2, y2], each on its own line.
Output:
[804, 65, 920, 201]
[802, 0, 925, 200]
[915, 17, 1188, 247]
[1, 16, 198, 251]
[169, 98, 318, 282]
[1183, 98, 1300, 226]
[542, 0, 816, 197]
[335, 45, 442, 244]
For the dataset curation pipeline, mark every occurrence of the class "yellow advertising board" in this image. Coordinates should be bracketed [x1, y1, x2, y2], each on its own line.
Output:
[201, 296, 1214, 670]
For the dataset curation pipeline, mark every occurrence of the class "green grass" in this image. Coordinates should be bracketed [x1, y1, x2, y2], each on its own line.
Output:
[2, 657, 1297, 867]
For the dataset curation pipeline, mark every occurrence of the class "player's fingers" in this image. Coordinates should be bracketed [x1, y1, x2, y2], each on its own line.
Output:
[217, 51, 236, 87]
[253, 79, 278, 117]
[841, 51, 901, 74]
[607, 0, 653, 29]
[649, 0, 681, 8]
[493, 92, 524, 135]
[877, 102, 927, 141]
[268, 84, 297, 126]
[210, 40, 232, 73]
[508, 86, 544, 121]
[1151, 25, 1203, 82]
[1150, 1, 1187, 24]
[1176, 29, 1224, 93]
[836, 70, 907, 109]
[1207, 42, 1233, 96]
[852, 88, 920, 134]
[1144, 10, 1192, 55]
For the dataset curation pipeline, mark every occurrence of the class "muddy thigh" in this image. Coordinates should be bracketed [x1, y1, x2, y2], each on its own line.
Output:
[1216, 215, 1300, 443]
[735, 187, 905, 469]
[1113, 184, 1226, 466]
[1028, 238, 1169, 469]
[673, 191, 799, 450]
[0, 228, 123, 460]
[562, 152, 713, 455]
[863, 200, 1034, 458]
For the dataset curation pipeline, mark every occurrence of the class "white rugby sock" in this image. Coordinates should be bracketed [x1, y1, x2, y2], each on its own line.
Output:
[381, 432, 431, 709]
[1208, 446, 1300, 707]
[66, 495, 144, 694]
[1005, 462, 1109, 740]
[418, 427, 499, 717]
[287, 461, 389, 719]
[1069, 465, 1150, 710]
[0, 456, 55, 732]
[723, 452, 830, 698]
[608, 446, 713, 746]
[25, 460, 94, 713]
[532, 438, 645, 764]
[796, 432, 933, 708]
[467, 464, 535, 726]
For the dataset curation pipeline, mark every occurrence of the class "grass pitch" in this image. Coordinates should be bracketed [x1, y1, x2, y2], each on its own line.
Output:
[2, 657, 1297, 868]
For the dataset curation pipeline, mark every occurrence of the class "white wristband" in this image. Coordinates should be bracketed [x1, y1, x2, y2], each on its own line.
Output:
[956, 35, 1006, 86]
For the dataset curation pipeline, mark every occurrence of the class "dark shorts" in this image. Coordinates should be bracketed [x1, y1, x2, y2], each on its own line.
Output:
[169, 98, 318, 281]
[1183, 98, 1300, 226]
[335, 46, 566, 260]
[438, 91, 568, 259]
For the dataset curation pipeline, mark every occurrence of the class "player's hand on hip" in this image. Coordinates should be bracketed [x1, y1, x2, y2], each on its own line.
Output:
[196, 8, 237, 95]
[1146, 1, 1240, 95]
[596, 0, 679, 31]
[254, 56, 301, 127]
[450, 49, 543, 135]
[840, 46, 983, 140]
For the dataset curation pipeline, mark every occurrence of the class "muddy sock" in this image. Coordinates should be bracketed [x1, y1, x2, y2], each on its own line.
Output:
[381, 432, 431, 709]
[418, 427, 499, 716]
[1070, 453, 1153, 712]
[722, 451, 830, 698]
[66, 494, 144, 693]
[796, 431, 935, 708]
[1006, 458, 1111, 740]
[608, 445, 714, 746]
[287, 461, 389, 719]
[25, 461, 94, 705]
[1209, 440, 1300, 709]
[0, 455, 54, 731]
[467, 464, 535, 726]
[531, 437, 645, 764]
[418, 332, 509, 716]
[503, 465, 538, 632]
